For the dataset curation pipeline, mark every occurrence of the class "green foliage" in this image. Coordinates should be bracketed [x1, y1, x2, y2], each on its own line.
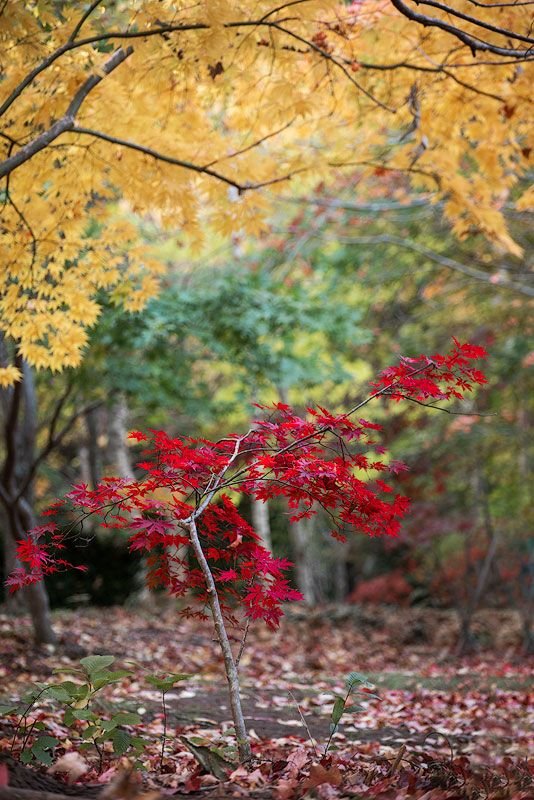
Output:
[78, 263, 370, 426]
[325, 671, 379, 754]
[145, 673, 191, 692]
[4, 656, 191, 768]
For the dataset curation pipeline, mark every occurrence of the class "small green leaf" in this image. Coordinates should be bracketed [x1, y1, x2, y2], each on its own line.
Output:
[52, 667, 85, 676]
[20, 750, 33, 764]
[101, 719, 118, 732]
[45, 686, 73, 702]
[31, 736, 59, 765]
[34, 735, 59, 747]
[71, 688, 91, 709]
[110, 711, 141, 726]
[63, 707, 75, 726]
[130, 736, 146, 751]
[57, 681, 86, 697]
[111, 728, 132, 755]
[331, 696, 345, 726]
[71, 709, 95, 720]
[0, 704, 18, 715]
[345, 671, 373, 691]
[91, 671, 131, 690]
[82, 725, 100, 739]
[146, 673, 191, 691]
[79, 655, 115, 676]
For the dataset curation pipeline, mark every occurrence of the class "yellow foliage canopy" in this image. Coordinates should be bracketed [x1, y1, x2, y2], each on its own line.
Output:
[0, 0, 532, 377]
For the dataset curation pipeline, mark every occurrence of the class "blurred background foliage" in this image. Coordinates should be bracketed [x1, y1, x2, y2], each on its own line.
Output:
[1, 174, 532, 651]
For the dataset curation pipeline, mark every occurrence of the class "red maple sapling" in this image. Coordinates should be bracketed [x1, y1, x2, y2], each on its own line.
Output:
[7, 340, 487, 760]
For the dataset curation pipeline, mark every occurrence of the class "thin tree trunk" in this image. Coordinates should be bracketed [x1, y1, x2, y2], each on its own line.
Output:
[330, 536, 349, 602]
[84, 406, 101, 489]
[516, 401, 533, 653]
[248, 400, 273, 552]
[1, 513, 25, 613]
[518, 551, 534, 655]
[106, 394, 156, 604]
[187, 518, 251, 762]
[107, 395, 135, 481]
[457, 466, 497, 655]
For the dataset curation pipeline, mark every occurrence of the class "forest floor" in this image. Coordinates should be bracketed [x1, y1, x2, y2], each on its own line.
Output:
[0, 605, 532, 799]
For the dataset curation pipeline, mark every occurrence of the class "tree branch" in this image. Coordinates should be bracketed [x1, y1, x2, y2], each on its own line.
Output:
[71, 126, 300, 192]
[357, 59, 505, 102]
[68, 0, 105, 42]
[389, 0, 534, 58]
[186, 517, 251, 762]
[14, 399, 104, 505]
[268, 21, 397, 112]
[0, 48, 132, 179]
[405, 0, 534, 46]
[0, 14, 391, 120]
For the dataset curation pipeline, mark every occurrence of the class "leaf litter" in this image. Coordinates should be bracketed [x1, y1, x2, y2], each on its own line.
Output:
[0, 607, 532, 799]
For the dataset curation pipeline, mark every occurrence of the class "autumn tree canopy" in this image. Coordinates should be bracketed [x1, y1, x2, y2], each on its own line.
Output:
[1, 0, 532, 380]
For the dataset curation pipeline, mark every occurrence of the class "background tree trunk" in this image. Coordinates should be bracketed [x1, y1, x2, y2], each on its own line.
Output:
[0, 356, 56, 643]
[289, 513, 319, 605]
[456, 463, 497, 655]
[251, 496, 272, 552]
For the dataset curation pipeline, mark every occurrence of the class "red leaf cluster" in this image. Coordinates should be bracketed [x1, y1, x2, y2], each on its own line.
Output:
[8, 341, 487, 628]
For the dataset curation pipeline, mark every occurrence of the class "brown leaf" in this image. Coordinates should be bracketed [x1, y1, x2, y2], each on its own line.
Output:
[302, 763, 342, 789]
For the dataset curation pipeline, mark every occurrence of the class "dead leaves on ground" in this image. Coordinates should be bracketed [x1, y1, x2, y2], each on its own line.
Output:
[0, 607, 532, 799]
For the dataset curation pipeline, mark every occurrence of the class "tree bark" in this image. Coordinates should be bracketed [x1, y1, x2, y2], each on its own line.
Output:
[186, 518, 251, 762]
[0, 353, 56, 644]
[330, 535, 349, 602]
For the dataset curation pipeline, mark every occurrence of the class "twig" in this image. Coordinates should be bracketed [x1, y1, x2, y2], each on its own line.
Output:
[235, 618, 250, 669]
[288, 690, 319, 755]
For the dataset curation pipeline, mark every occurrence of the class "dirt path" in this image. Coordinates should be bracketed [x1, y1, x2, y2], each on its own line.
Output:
[165, 683, 446, 748]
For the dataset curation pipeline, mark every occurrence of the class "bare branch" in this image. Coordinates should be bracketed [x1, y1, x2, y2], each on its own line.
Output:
[202, 121, 294, 169]
[14, 398, 104, 504]
[358, 59, 505, 102]
[68, 0, 105, 42]
[405, 0, 534, 46]
[387, 392, 497, 416]
[310, 232, 534, 297]
[465, 0, 534, 6]
[258, 0, 314, 22]
[389, 0, 534, 57]
[268, 21, 397, 112]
